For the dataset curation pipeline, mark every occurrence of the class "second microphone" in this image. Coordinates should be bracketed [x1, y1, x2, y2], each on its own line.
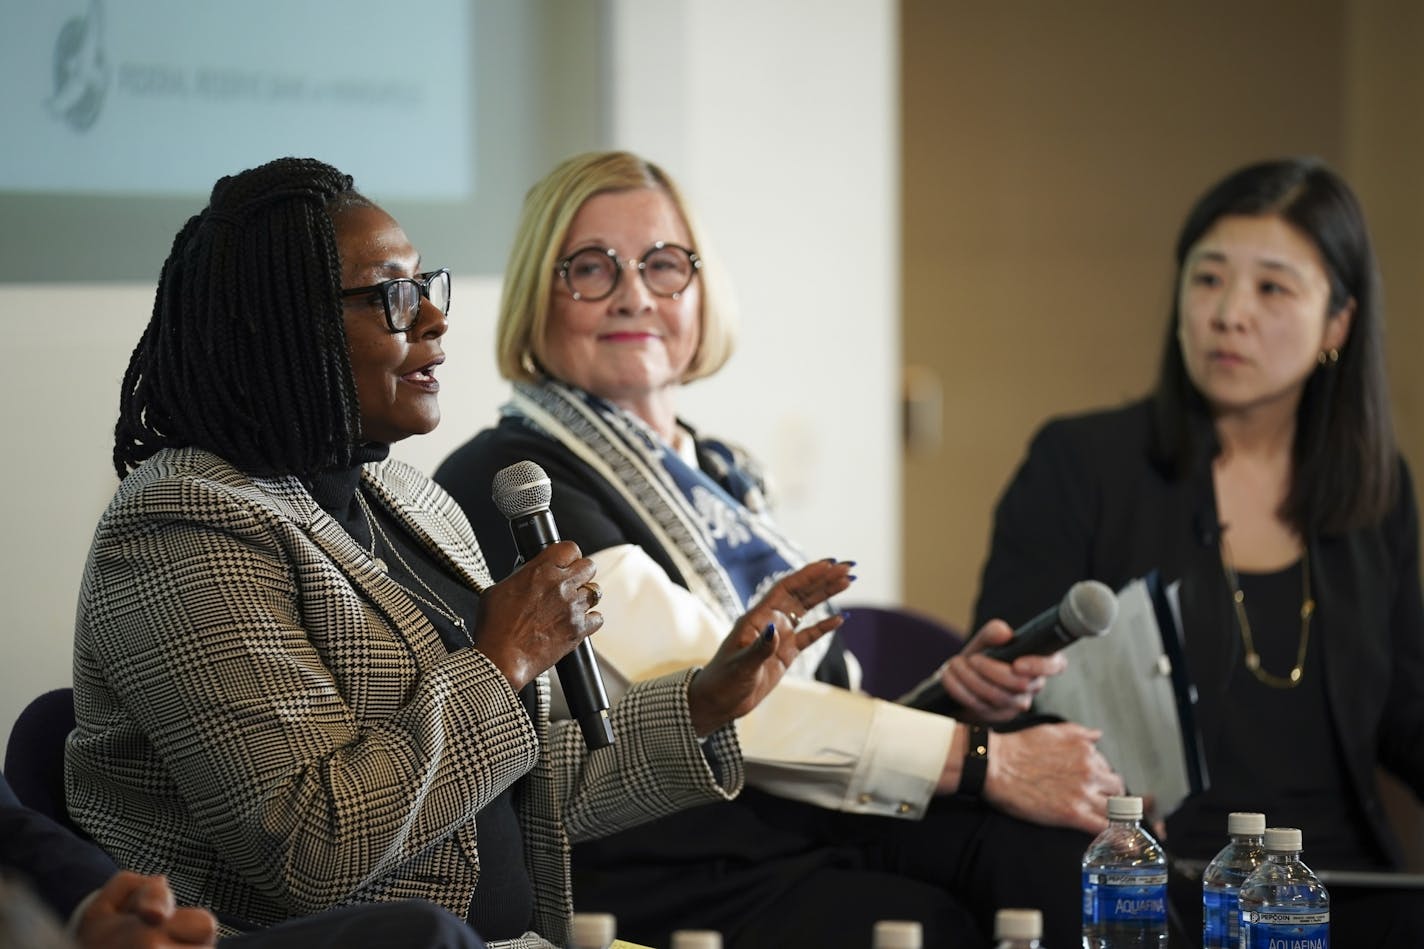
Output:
[898, 580, 1118, 716]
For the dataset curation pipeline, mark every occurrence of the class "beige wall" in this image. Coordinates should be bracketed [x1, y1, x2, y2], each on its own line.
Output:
[902, 0, 1421, 866]
[1342, 0, 1424, 869]
[1346, 1, 1424, 517]
[901, 0, 1350, 627]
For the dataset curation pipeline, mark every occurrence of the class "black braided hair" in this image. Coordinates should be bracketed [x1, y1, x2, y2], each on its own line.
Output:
[114, 157, 375, 479]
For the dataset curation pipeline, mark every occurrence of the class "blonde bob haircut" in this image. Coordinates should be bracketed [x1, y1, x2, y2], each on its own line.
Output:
[496, 150, 737, 385]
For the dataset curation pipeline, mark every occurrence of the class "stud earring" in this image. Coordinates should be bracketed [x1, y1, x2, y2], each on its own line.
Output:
[1317, 348, 1340, 366]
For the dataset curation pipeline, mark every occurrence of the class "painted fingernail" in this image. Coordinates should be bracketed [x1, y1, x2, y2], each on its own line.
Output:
[762, 623, 776, 642]
[838, 609, 852, 623]
[847, 574, 858, 582]
[842, 560, 857, 567]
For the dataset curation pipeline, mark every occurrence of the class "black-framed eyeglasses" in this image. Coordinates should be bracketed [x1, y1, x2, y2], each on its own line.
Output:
[340, 268, 452, 333]
[555, 242, 701, 302]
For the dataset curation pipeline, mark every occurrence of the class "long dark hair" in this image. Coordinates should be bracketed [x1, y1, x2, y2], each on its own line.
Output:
[114, 157, 372, 478]
[1151, 157, 1396, 535]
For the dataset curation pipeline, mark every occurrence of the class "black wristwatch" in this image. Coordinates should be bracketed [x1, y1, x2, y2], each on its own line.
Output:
[956, 724, 990, 800]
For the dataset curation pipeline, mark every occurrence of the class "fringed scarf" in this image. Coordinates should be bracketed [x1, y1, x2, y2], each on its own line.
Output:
[503, 380, 809, 628]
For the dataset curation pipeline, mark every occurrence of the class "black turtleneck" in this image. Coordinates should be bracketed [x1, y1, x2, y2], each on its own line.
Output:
[303, 444, 534, 940]
[305, 444, 475, 652]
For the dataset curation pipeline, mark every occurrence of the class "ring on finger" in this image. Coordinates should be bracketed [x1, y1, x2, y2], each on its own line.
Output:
[580, 581, 603, 608]
[786, 609, 801, 627]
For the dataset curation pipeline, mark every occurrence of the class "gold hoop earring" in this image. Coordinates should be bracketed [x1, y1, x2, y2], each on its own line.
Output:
[520, 350, 540, 376]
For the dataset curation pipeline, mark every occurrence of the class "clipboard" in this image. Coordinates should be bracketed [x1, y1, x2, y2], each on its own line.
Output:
[1031, 571, 1209, 816]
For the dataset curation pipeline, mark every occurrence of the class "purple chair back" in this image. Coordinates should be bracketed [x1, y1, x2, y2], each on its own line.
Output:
[837, 606, 965, 700]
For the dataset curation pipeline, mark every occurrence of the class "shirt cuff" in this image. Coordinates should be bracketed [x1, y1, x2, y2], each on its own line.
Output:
[842, 696, 958, 818]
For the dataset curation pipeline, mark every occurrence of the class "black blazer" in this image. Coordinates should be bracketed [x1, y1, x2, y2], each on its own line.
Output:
[0, 772, 116, 920]
[973, 399, 1424, 867]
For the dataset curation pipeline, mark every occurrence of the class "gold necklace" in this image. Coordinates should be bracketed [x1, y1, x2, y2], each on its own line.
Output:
[355, 490, 468, 633]
[1219, 537, 1312, 688]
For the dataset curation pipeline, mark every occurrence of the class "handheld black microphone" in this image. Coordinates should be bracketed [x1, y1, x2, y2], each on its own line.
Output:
[492, 460, 615, 750]
[899, 580, 1119, 714]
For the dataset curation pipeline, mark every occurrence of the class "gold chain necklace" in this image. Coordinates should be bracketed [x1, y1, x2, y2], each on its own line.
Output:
[355, 490, 468, 633]
[1219, 536, 1312, 688]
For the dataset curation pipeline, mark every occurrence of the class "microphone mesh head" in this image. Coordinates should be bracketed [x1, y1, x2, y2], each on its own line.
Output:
[491, 461, 553, 519]
[1060, 580, 1118, 639]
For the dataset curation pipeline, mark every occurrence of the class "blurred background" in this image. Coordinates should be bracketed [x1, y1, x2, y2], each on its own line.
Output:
[1, 0, 1419, 862]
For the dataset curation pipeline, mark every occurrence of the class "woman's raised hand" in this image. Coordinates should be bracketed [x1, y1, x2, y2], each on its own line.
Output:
[687, 559, 855, 737]
[474, 540, 603, 691]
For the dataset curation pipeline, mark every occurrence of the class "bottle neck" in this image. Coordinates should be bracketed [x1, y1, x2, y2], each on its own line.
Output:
[1232, 834, 1264, 845]
[1265, 850, 1301, 864]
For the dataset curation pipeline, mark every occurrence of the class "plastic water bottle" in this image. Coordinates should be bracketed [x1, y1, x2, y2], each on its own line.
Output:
[1201, 811, 1266, 948]
[1081, 794, 1168, 948]
[568, 912, 616, 949]
[872, 919, 923, 949]
[1238, 827, 1329, 949]
[995, 907, 1044, 947]
[670, 930, 723, 949]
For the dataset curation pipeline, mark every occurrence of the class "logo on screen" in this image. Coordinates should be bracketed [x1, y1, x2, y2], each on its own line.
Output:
[45, 0, 110, 132]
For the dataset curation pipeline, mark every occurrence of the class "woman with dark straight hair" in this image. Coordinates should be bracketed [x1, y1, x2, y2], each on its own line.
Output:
[975, 157, 1424, 945]
[1151, 157, 1397, 531]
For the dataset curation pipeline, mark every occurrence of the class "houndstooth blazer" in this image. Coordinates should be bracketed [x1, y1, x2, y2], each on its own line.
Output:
[66, 447, 743, 949]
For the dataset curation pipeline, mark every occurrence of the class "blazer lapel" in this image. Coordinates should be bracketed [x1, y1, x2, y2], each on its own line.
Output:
[363, 459, 493, 595]
[252, 467, 455, 664]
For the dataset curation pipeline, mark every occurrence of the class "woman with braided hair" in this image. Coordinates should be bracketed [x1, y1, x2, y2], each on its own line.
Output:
[111, 161, 368, 479]
[66, 156, 853, 949]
